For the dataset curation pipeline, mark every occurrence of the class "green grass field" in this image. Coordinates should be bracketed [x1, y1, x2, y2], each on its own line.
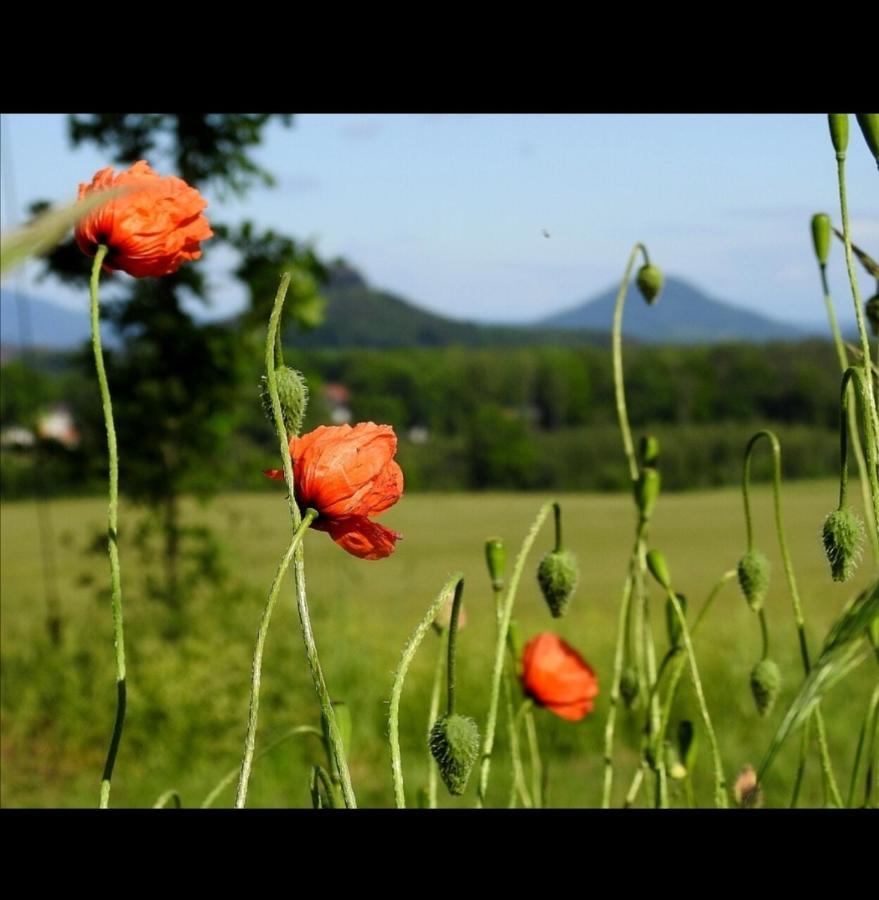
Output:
[1, 483, 875, 808]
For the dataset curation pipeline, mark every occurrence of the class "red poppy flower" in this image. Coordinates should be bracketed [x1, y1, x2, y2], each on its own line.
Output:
[265, 422, 403, 560]
[521, 633, 599, 722]
[75, 160, 212, 278]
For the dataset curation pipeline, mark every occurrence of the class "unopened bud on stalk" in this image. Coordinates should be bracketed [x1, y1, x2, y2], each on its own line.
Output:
[811, 213, 832, 267]
[822, 507, 864, 583]
[429, 714, 480, 796]
[677, 720, 698, 773]
[635, 467, 661, 521]
[636, 264, 663, 305]
[828, 114, 849, 157]
[485, 538, 506, 592]
[665, 592, 687, 648]
[639, 434, 661, 468]
[749, 658, 781, 717]
[260, 366, 309, 437]
[646, 549, 672, 592]
[733, 764, 763, 808]
[433, 595, 468, 634]
[737, 550, 770, 612]
[866, 295, 879, 337]
[856, 113, 879, 166]
[619, 665, 640, 709]
[537, 549, 579, 618]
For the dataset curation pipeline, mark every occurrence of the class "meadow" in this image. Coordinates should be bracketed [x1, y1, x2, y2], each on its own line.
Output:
[1, 482, 873, 808]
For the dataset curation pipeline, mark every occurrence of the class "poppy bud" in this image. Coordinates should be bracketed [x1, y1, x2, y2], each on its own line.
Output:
[822, 507, 864, 583]
[635, 467, 661, 521]
[737, 550, 770, 612]
[429, 714, 480, 796]
[811, 213, 832, 267]
[646, 549, 672, 591]
[537, 549, 579, 618]
[750, 658, 781, 717]
[619, 665, 640, 709]
[639, 434, 661, 468]
[855, 113, 879, 165]
[665, 592, 687, 648]
[866, 295, 879, 337]
[636, 264, 663, 305]
[828, 114, 849, 157]
[260, 366, 309, 437]
[733, 764, 763, 808]
[485, 538, 506, 592]
[677, 720, 698, 773]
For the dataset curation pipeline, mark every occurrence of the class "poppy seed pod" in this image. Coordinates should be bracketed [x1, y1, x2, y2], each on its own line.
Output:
[635, 467, 661, 521]
[537, 549, 579, 618]
[866, 296, 879, 337]
[619, 665, 640, 709]
[822, 507, 864, 583]
[811, 213, 832, 267]
[636, 264, 663, 305]
[646, 549, 672, 591]
[737, 550, 770, 612]
[750, 658, 781, 718]
[260, 366, 309, 438]
[855, 113, 879, 165]
[429, 714, 480, 796]
[485, 538, 506, 592]
[828, 114, 849, 157]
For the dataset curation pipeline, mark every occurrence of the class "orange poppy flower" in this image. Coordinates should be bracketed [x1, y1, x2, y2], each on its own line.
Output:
[75, 160, 212, 278]
[521, 633, 599, 722]
[265, 422, 403, 560]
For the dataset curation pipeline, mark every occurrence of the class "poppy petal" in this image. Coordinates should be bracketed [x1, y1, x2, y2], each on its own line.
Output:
[321, 515, 402, 560]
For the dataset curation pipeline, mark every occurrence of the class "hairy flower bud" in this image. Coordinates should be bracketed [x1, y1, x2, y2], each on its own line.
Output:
[822, 507, 864, 583]
[260, 366, 309, 437]
[828, 114, 849, 157]
[636, 264, 663, 305]
[485, 537, 506, 592]
[639, 434, 661, 468]
[750, 658, 781, 717]
[619, 665, 640, 709]
[429, 714, 480, 796]
[537, 549, 579, 618]
[811, 213, 832, 267]
[646, 549, 672, 592]
[737, 550, 770, 612]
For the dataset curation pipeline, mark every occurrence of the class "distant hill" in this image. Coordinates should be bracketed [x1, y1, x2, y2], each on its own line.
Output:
[539, 276, 811, 343]
[1, 290, 96, 350]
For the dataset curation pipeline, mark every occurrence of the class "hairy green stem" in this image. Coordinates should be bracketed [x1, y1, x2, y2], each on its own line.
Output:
[264, 272, 356, 808]
[426, 628, 448, 809]
[152, 790, 181, 809]
[91, 247, 127, 810]
[840, 368, 879, 530]
[445, 579, 466, 716]
[790, 719, 810, 808]
[758, 608, 770, 660]
[389, 573, 464, 808]
[235, 509, 317, 808]
[476, 502, 553, 807]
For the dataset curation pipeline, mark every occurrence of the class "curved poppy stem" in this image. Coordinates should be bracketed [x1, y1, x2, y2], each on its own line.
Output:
[476, 501, 554, 807]
[264, 272, 356, 809]
[235, 508, 317, 808]
[152, 790, 182, 809]
[389, 573, 464, 808]
[90, 246, 127, 810]
[425, 628, 448, 808]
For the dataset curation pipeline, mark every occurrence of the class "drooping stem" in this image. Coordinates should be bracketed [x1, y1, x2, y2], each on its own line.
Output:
[758, 608, 770, 660]
[445, 579, 466, 716]
[152, 790, 182, 809]
[235, 508, 317, 808]
[91, 246, 127, 810]
[552, 501, 562, 552]
[389, 573, 464, 808]
[743, 430, 843, 807]
[476, 501, 553, 807]
[426, 628, 448, 809]
[264, 272, 356, 808]
[691, 569, 736, 634]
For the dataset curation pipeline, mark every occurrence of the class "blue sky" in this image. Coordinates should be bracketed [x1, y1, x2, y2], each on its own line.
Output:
[2, 113, 876, 328]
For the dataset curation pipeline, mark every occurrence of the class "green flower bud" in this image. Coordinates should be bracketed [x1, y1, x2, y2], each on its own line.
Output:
[636, 264, 663, 305]
[677, 720, 698, 773]
[259, 366, 309, 437]
[639, 434, 661, 468]
[811, 213, 832, 267]
[866, 295, 879, 337]
[536, 549, 579, 618]
[646, 549, 672, 591]
[635, 467, 661, 521]
[822, 507, 864, 583]
[856, 113, 879, 165]
[485, 538, 506, 592]
[665, 592, 687, 648]
[429, 714, 480, 796]
[750, 658, 781, 718]
[619, 665, 640, 709]
[737, 550, 770, 612]
[828, 114, 849, 157]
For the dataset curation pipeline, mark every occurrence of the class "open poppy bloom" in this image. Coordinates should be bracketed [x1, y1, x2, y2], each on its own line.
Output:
[521, 633, 599, 721]
[75, 160, 212, 278]
[265, 422, 403, 560]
